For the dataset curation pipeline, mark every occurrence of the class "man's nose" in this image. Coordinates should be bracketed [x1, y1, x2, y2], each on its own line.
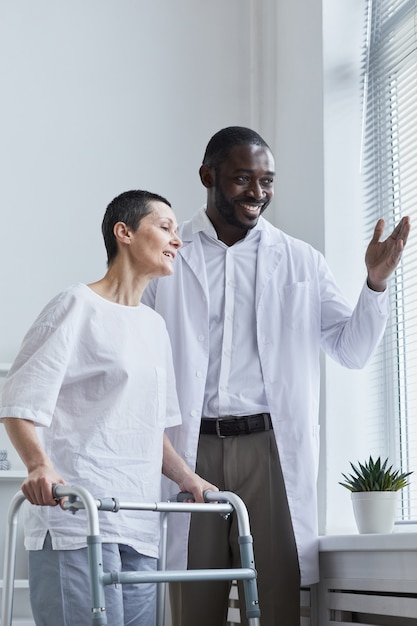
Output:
[246, 180, 265, 200]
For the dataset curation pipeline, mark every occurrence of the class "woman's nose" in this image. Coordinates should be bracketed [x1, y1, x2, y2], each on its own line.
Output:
[172, 233, 182, 248]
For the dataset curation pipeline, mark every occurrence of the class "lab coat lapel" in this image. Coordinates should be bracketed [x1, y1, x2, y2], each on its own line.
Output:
[255, 227, 285, 308]
[177, 231, 209, 297]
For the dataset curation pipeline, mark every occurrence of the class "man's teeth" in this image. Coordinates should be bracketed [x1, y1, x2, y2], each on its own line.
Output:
[241, 204, 260, 211]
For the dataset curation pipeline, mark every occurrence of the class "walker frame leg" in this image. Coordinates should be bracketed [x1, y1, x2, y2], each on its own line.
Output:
[1, 491, 26, 626]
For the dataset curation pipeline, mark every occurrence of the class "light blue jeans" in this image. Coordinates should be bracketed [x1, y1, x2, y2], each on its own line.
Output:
[28, 533, 157, 626]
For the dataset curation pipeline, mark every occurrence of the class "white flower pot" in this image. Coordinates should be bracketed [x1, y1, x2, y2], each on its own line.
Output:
[351, 491, 398, 534]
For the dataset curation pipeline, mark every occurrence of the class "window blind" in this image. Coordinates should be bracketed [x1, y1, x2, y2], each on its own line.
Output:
[362, 0, 417, 521]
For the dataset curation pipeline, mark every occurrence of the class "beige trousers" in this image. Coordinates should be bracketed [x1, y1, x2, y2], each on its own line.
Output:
[170, 429, 301, 626]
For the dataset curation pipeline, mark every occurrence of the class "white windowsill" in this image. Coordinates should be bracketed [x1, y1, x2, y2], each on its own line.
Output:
[319, 530, 417, 552]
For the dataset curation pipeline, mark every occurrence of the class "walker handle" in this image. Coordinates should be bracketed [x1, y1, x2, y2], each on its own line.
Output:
[52, 483, 65, 500]
[176, 490, 221, 503]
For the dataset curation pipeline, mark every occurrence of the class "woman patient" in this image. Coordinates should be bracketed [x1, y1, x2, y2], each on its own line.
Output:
[0, 189, 216, 626]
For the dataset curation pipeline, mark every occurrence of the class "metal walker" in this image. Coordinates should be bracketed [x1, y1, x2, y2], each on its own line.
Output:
[2, 485, 261, 625]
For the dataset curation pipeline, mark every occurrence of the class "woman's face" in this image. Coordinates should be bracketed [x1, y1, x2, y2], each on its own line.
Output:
[129, 201, 182, 279]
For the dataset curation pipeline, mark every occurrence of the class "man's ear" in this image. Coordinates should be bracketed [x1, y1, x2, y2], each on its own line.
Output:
[113, 222, 131, 245]
[199, 164, 215, 189]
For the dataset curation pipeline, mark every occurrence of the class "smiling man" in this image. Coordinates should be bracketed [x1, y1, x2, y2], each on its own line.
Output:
[142, 126, 410, 626]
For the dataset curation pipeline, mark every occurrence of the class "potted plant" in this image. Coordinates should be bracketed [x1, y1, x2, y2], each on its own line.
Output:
[339, 455, 413, 534]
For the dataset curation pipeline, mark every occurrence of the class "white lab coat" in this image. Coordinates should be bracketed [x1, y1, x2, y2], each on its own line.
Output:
[142, 209, 390, 585]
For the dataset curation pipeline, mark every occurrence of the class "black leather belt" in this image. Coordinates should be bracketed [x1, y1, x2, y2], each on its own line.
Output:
[200, 413, 273, 438]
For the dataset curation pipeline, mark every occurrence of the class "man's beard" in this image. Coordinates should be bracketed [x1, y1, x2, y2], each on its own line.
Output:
[214, 182, 267, 231]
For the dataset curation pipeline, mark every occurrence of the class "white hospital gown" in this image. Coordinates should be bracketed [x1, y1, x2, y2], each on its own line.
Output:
[0, 283, 181, 558]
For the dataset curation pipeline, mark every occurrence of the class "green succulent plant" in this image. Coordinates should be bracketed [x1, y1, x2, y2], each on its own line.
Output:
[339, 455, 413, 492]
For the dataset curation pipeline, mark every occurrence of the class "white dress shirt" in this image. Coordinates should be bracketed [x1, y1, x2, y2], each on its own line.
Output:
[199, 217, 268, 417]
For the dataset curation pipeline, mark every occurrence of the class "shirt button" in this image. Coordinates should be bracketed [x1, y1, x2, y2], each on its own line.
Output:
[198, 334, 205, 341]
[184, 451, 193, 458]
[190, 410, 198, 417]
[196, 371, 203, 378]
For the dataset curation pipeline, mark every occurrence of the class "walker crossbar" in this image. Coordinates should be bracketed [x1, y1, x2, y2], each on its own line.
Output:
[102, 567, 255, 585]
[2, 485, 261, 626]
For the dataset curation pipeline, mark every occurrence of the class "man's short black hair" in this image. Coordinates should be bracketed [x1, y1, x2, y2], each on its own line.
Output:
[202, 126, 271, 169]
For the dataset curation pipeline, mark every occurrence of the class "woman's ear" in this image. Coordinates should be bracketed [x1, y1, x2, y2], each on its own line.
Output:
[199, 164, 215, 189]
[113, 222, 131, 245]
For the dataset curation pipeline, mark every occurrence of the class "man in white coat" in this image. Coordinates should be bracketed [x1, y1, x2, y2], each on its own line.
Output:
[142, 127, 410, 626]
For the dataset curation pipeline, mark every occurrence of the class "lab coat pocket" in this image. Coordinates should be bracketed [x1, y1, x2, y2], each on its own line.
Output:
[279, 281, 318, 330]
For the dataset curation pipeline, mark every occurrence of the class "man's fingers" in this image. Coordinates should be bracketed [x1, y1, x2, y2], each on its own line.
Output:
[397, 216, 411, 245]
[391, 216, 410, 241]
[371, 218, 385, 243]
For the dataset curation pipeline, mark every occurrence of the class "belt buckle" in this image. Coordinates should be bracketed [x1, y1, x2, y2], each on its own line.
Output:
[215, 418, 227, 438]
